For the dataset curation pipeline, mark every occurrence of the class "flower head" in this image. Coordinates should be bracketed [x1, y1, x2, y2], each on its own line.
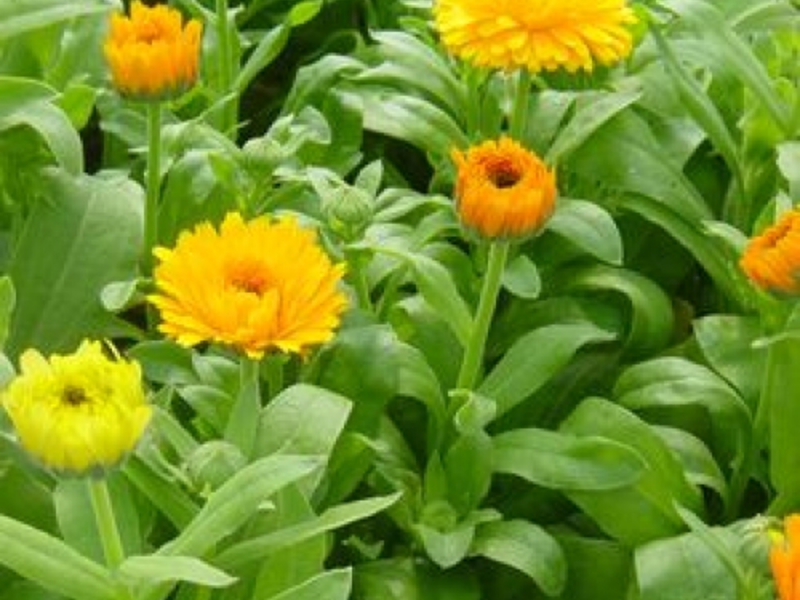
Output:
[771, 514, 800, 600]
[740, 210, 800, 296]
[433, 0, 638, 73]
[104, 1, 202, 101]
[2, 341, 151, 475]
[149, 212, 348, 358]
[452, 137, 557, 239]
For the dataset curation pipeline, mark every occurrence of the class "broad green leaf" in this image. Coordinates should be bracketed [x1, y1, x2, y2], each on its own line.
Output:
[215, 494, 401, 571]
[0, 0, 109, 40]
[127, 341, 196, 386]
[354, 558, 480, 600]
[653, 426, 728, 500]
[0, 515, 117, 600]
[554, 535, 632, 600]
[353, 89, 468, 158]
[548, 265, 674, 358]
[415, 509, 499, 569]
[123, 454, 199, 531]
[235, 25, 290, 93]
[287, 0, 323, 26]
[634, 529, 736, 600]
[269, 569, 352, 600]
[471, 520, 566, 597]
[546, 198, 623, 266]
[479, 322, 616, 417]
[546, 89, 640, 164]
[7, 170, 142, 358]
[560, 398, 703, 545]
[119, 555, 236, 588]
[492, 428, 645, 491]
[501, 254, 541, 299]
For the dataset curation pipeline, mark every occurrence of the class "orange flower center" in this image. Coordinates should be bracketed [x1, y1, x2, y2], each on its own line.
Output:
[228, 262, 272, 296]
[135, 20, 166, 44]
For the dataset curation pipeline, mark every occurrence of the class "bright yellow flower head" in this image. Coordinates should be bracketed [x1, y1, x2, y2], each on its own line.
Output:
[433, 0, 638, 73]
[740, 210, 800, 296]
[771, 514, 800, 600]
[104, 1, 202, 101]
[2, 341, 151, 475]
[452, 137, 557, 239]
[149, 212, 348, 359]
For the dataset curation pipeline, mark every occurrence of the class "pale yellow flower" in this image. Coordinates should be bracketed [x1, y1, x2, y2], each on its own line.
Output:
[2, 341, 151, 474]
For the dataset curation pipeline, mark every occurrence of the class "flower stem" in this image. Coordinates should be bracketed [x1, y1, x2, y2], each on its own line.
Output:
[456, 241, 509, 391]
[509, 69, 531, 141]
[215, 0, 236, 138]
[345, 247, 373, 313]
[143, 101, 162, 275]
[224, 356, 261, 458]
[264, 353, 284, 400]
[88, 478, 126, 569]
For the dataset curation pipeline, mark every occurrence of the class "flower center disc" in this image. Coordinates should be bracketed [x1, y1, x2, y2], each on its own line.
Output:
[228, 262, 271, 296]
[62, 385, 88, 406]
[488, 161, 522, 189]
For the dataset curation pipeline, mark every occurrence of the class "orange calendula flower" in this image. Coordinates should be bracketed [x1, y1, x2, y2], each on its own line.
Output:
[452, 137, 557, 239]
[740, 210, 800, 295]
[771, 514, 800, 600]
[104, 1, 202, 101]
[433, 0, 637, 73]
[149, 212, 348, 359]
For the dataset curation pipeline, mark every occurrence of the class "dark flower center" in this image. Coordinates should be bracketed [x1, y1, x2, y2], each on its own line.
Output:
[488, 161, 522, 189]
[62, 385, 88, 406]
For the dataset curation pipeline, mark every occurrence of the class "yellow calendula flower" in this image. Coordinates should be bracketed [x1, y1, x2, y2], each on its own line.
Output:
[104, 1, 202, 101]
[740, 210, 800, 296]
[452, 137, 557, 239]
[433, 0, 638, 73]
[771, 514, 800, 600]
[149, 212, 348, 359]
[2, 341, 151, 475]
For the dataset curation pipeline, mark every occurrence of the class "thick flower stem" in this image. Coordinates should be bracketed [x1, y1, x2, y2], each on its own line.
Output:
[143, 102, 162, 275]
[88, 478, 126, 568]
[345, 247, 373, 313]
[225, 356, 261, 458]
[509, 69, 531, 141]
[456, 241, 509, 391]
[215, 0, 236, 138]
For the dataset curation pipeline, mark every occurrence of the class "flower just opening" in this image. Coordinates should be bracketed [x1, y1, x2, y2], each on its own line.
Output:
[740, 210, 800, 295]
[452, 137, 557, 239]
[771, 514, 800, 600]
[433, 0, 638, 73]
[1, 341, 151, 475]
[149, 212, 348, 359]
[104, 1, 202, 101]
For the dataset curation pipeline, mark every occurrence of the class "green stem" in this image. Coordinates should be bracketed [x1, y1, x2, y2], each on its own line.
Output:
[88, 478, 126, 569]
[143, 102, 162, 275]
[464, 64, 482, 138]
[456, 241, 509, 390]
[224, 356, 261, 458]
[215, 0, 236, 138]
[508, 69, 531, 140]
[345, 247, 373, 313]
[264, 353, 284, 400]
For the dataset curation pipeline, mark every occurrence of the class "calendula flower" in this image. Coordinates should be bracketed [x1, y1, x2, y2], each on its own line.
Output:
[740, 210, 800, 296]
[433, 0, 637, 73]
[104, 1, 202, 100]
[2, 341, 151, 475]
[149, 212, 348, 358]
[771, 514, 800, 600]
[452, 137, 557, 239]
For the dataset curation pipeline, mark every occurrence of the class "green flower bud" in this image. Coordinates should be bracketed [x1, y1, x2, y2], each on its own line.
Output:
[185, 441, 247, 493]
[322, 185, 374, 243]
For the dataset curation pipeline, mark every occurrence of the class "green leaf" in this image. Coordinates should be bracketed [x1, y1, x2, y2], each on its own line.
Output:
[236, 24, 290, 93]
[546, 198, 623, 266]
[560, 398, 703, 545]
[0, 277, 16, 351]
[287, 0, 323, 25]
[123, 454, 199, 531]
[472, 520, 566, 597]
[492, 428, 645, 491]
[479, 322, 616, 418]
[119, 555, 236, 588]
[501, 254, 541, 300]
[162, 454, 322, 558]
[7, 170, 142, 358]
[546, 89, 640, 164]
[269, 568, 352, 600]
[215, 494, 401, 571]
[0, 515, 118, 600]
[0, 0, 109, 40]
[0, 77, 83, 174]
[555, 535, 632, 600]
[415, 509, 499, 569]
